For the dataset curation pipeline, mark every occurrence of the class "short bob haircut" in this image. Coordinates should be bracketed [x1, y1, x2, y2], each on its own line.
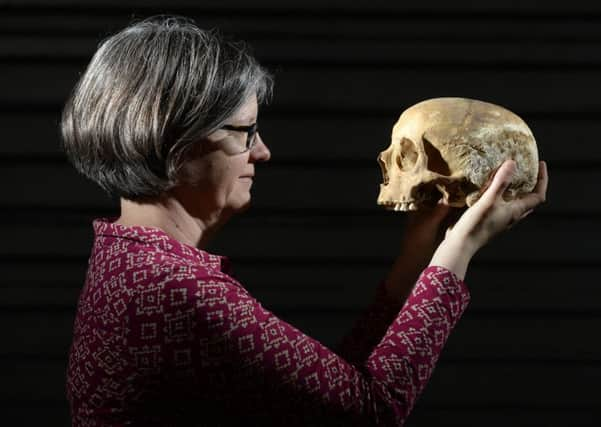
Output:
[61, 16, 273, 201]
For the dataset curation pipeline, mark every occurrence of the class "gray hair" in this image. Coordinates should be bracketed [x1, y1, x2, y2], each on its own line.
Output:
[61, 16, 273, 200]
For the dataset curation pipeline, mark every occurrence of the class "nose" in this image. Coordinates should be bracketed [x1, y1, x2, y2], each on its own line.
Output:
[249, 132, 271, 162]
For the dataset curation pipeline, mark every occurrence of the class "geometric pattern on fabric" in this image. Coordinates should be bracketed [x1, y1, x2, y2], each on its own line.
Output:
[66, 218, 470, 426]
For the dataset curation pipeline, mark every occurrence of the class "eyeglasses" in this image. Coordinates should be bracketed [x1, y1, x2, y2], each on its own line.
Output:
[220, 122, 258, 153]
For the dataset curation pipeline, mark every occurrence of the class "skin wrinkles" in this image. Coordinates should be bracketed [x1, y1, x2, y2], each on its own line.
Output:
[115, 94, 270, 249]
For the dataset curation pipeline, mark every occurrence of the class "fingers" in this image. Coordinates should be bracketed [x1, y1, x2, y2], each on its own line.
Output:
[478, 160, 516, 206]
[432, 198, 451, 219]
[534, 161, 548, 202]
[446, 161, 515, 239]
[446, 160, 546, 251]
[503, 161, 548, 228]
[519, 209, 534, 221]
[512, 161, 548, 214]
[406, 198, 451, 231]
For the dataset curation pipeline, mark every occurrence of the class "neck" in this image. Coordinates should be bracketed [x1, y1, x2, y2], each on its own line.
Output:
[115, 195, 229, 249]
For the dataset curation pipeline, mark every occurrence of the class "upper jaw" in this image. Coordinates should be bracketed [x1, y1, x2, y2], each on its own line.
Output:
[378, 200, 419, 211]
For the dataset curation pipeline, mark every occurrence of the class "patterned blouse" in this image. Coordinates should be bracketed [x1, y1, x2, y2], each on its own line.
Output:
[66, 218, 470, 426]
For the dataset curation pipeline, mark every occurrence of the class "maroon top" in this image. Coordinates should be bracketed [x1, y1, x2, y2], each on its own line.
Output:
[66, 218, 470, 426]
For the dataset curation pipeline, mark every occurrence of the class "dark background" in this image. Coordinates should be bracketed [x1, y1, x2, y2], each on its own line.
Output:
[3, 0, 601, 425]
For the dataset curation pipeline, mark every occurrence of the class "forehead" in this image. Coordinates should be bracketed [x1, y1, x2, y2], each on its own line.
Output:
[230, 94, 258, 123]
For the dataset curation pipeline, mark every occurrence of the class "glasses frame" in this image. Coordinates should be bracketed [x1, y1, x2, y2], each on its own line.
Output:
[220, 122, 258, 153]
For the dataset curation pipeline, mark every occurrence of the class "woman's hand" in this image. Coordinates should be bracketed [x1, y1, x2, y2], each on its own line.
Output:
[430, 159, 549, 280]
[396, 203, 450, 270]
[384, 202, 456, 302]
[403, 202, 452, 251]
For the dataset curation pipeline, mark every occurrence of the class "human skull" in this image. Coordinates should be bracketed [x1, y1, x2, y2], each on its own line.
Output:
[377, 97, 539, 211]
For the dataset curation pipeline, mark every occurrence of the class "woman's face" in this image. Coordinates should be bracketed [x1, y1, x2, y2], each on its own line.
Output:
[173, 94, 271, 218]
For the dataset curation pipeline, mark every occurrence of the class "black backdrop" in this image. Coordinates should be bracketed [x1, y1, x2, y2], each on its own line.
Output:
[3, 0, 601, 425]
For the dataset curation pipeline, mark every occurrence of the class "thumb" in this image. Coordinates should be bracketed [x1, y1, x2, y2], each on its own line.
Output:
[478, 160, 516, 206]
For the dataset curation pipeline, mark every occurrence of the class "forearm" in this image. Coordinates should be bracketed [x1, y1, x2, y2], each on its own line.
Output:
[369, 266, 471, 424]
[429, 234, 477, 281]
[337, 237, 443, 364]
[384, 207, 453, 303]
[384, 239, 437, 302]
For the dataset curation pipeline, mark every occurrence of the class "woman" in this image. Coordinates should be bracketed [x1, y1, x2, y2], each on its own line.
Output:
[63, 16, 548, 426]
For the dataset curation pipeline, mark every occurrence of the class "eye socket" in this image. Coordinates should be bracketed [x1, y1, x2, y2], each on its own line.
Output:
[396, 138, 419, 170]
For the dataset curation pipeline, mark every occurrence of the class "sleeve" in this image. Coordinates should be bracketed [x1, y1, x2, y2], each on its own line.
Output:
[135, 265, 469, 426]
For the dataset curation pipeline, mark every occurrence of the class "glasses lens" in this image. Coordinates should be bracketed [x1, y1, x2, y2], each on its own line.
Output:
[220, 123, 257, 153]
[247, 125, 258, 151]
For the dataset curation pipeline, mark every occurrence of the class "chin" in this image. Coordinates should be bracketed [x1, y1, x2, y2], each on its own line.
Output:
[228, 194, 252, 213]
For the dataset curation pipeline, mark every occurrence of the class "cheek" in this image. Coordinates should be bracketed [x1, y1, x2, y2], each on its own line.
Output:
[178, 153, 248, 202]
[201, 159, 247, 202]
[180, 155, 224, 187]
[218, 167, 238, 195]
[179, 158, 209, 186]
[222, 159, 247, 191]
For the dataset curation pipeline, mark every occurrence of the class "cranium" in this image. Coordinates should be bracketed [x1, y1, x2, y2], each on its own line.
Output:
[377, 97, 539, 211]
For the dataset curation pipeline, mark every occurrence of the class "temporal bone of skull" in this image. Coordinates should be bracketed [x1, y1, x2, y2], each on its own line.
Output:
[377, 97, 539, 211]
